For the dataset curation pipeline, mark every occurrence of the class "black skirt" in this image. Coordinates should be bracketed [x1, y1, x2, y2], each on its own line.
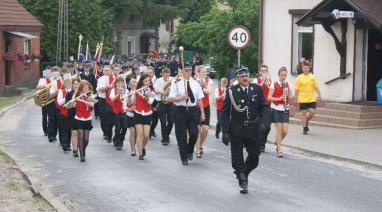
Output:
[134, 112, 152, 126]
[75, 119, 93, 130]
[126, 115, 136, 128]
[271, 109, 289, 123]
[69, 118, 78, 130]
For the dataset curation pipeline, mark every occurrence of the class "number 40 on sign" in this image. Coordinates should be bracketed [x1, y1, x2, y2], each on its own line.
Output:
[227, 25, 252, 67]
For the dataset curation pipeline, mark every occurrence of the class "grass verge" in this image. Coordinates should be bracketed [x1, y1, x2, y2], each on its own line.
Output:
[0, 96, 23, 111]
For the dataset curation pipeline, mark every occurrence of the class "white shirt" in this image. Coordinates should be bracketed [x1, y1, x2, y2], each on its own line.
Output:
[197, 77, 213, 95]
[49, 79, 61, 96]
[169, 78, 204, 107]
[154, 77, 172, 101]
[270, 80, 290, 111]
[214, 86, 226, 99]
[37, 78, 49, 87]
[96, 75, 110, 98]
[123, 88, 135, 117]
[57, 89, 72, 106]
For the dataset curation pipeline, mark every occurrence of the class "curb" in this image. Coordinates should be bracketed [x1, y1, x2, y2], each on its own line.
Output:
[266, 141, 382, 171]
[0, 95, 71, 212]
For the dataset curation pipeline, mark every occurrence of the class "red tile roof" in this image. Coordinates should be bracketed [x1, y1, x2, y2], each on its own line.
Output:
[0, 0, 43, 27]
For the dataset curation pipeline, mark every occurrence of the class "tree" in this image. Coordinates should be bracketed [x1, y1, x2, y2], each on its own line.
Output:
[176, 0, 259, 78]
[177, 0, 216, 23]
[19, 0, 113, 61]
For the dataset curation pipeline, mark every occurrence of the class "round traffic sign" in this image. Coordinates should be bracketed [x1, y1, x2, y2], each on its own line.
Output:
[227, 25, 252, 49]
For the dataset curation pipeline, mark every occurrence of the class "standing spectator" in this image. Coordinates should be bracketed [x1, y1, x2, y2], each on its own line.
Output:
[294, 64, 322, 135]
[214, 77, 228, 140]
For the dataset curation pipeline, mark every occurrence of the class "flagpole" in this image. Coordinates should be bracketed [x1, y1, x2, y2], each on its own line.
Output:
[77, 34, 83, 61]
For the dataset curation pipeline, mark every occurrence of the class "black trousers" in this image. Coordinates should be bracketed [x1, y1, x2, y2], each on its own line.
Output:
[47, 103, 58, 140]
[158, 103, 174, 141]
[94, 98, 100, 118]
[105, 103, 114, 139]
[113, 114, 128, 147]
[259, 105, 272, 150]
[215, 110, 222, 136]
[98, 98, 107, 136]
[58, 114, 71, 147]
[175, 106, 199, 161]
[230, 135, 260, 176]
[150, 108, 159, 134]
[42, 106, 48, 134]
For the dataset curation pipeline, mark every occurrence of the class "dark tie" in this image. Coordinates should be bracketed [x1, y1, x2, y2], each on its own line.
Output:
[187, 80, 195, 103]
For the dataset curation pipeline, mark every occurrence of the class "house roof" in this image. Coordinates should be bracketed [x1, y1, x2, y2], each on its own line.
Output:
[0, 0, 43, 27]
[297, 0, 382, 30]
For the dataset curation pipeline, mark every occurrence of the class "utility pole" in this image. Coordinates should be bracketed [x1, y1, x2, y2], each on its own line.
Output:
[56, 0, 68, 64]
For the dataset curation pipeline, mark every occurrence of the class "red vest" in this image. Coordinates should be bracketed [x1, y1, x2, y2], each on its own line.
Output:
[59, 89, 68, 117]
[135, 92, 151, 113]
[216, 86, 224, 112]
[45, 77, 51, 84]
[105, 75, 114, 106]
[54, 79, 62, 109]
[257, 78, 271, 105]
[201, 78, 210, 108]
[112, 87, 124, 114]
[272, 81, 289, 105]
[76, 96, 92, 119]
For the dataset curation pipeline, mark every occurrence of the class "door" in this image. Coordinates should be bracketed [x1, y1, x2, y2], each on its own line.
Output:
[5, 36, 12, 85]
[367, 30, 382, 101]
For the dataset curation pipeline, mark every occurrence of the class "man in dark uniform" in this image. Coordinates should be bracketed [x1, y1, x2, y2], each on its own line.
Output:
[221, 67, 269, 194]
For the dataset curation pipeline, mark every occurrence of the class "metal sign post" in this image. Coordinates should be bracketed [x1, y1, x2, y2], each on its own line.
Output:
[227, 25, 251, 68]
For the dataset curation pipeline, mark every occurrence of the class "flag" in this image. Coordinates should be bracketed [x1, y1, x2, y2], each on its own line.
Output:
[94, 43, 100, 60]
[110, 55, 115, 65]
[96, 41, 103, 63]
[85, 42, 92, 63]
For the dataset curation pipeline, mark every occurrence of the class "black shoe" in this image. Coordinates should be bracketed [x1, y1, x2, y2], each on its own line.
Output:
[150, 131, 156, 138]
[306, 124, 310, 132]
[215, 133, 219, 140]
[303, 127, 308, 135]
[48, 138, 54, 143]
[142, 149, 146, 157]
[107, 138, 112, 143]
[139, 155, 144, 160]
[188, 153, 193, 161]
[80, 157, 85, 162]
[73, 151, 79, 157]
[116, 146, 122, 151]
[236, 172, 248, 194]
[182, 159, 189, 165]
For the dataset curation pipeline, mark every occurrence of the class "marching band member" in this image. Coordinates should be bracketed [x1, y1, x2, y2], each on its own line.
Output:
[63, 78, 81, 157]
[110, 76, 128, 150]
[154, 68, 173, 145]
[96, 65, 113, 142]
[134, 74, 155, 160]
[57, 76, 72, 151]
[123, 79, 138, 156]
[268, 67, 291, 158]
[195, 65, 213, 158]
[214, 77, 228, 140]
[253, 65, 272, 152]
[36, 66, 52, 136]
[74, 80, 95, 162]
[147, 67, 159, 139]
[80, 63, 98, 118]
[169, 65, 205, 165]
[48, 66, 65, 142]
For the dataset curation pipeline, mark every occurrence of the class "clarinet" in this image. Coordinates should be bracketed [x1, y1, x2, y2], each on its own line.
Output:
[281, 82, 289, 113]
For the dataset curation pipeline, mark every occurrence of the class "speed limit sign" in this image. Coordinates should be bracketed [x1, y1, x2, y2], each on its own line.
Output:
[227, 25, 251, 49]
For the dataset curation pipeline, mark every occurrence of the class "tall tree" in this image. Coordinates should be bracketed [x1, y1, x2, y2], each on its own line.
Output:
[176, 0, 259, 78]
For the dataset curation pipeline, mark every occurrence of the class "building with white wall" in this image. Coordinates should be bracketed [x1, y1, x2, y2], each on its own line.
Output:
[259, 0, 382, 102]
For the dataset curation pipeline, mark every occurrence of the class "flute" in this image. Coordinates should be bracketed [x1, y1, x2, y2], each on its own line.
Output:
[62, 90, 91, 108]
[125, 84, 151, 98]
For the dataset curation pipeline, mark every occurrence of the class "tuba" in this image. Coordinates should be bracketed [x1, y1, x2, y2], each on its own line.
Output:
[34, 84, 54, 107]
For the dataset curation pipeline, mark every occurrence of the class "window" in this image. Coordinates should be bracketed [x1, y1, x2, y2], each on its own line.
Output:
[23, 39, 31, 55]
[291, 15, 314, 75]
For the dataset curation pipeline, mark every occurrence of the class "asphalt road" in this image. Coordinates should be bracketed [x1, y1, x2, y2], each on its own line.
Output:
[1, 99, 382, 212]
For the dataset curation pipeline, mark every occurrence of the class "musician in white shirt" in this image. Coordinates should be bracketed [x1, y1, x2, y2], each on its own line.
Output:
[96, 66, 112, 140]
[169, 65, 205, 165]
[147, 67, 159, 139]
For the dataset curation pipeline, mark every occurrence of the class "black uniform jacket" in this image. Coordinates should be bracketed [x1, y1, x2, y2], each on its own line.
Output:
[221, 83, 270, 138]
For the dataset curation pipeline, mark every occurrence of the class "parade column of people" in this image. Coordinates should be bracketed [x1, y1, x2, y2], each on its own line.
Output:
[123, 79, 138, 156]
[169, 65, 205, 165]
[110, 76, 128, 150]
[147, 67, 159, 139]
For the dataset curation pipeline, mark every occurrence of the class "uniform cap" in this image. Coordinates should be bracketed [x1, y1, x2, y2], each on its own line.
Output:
[235, 68, 249, 77]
